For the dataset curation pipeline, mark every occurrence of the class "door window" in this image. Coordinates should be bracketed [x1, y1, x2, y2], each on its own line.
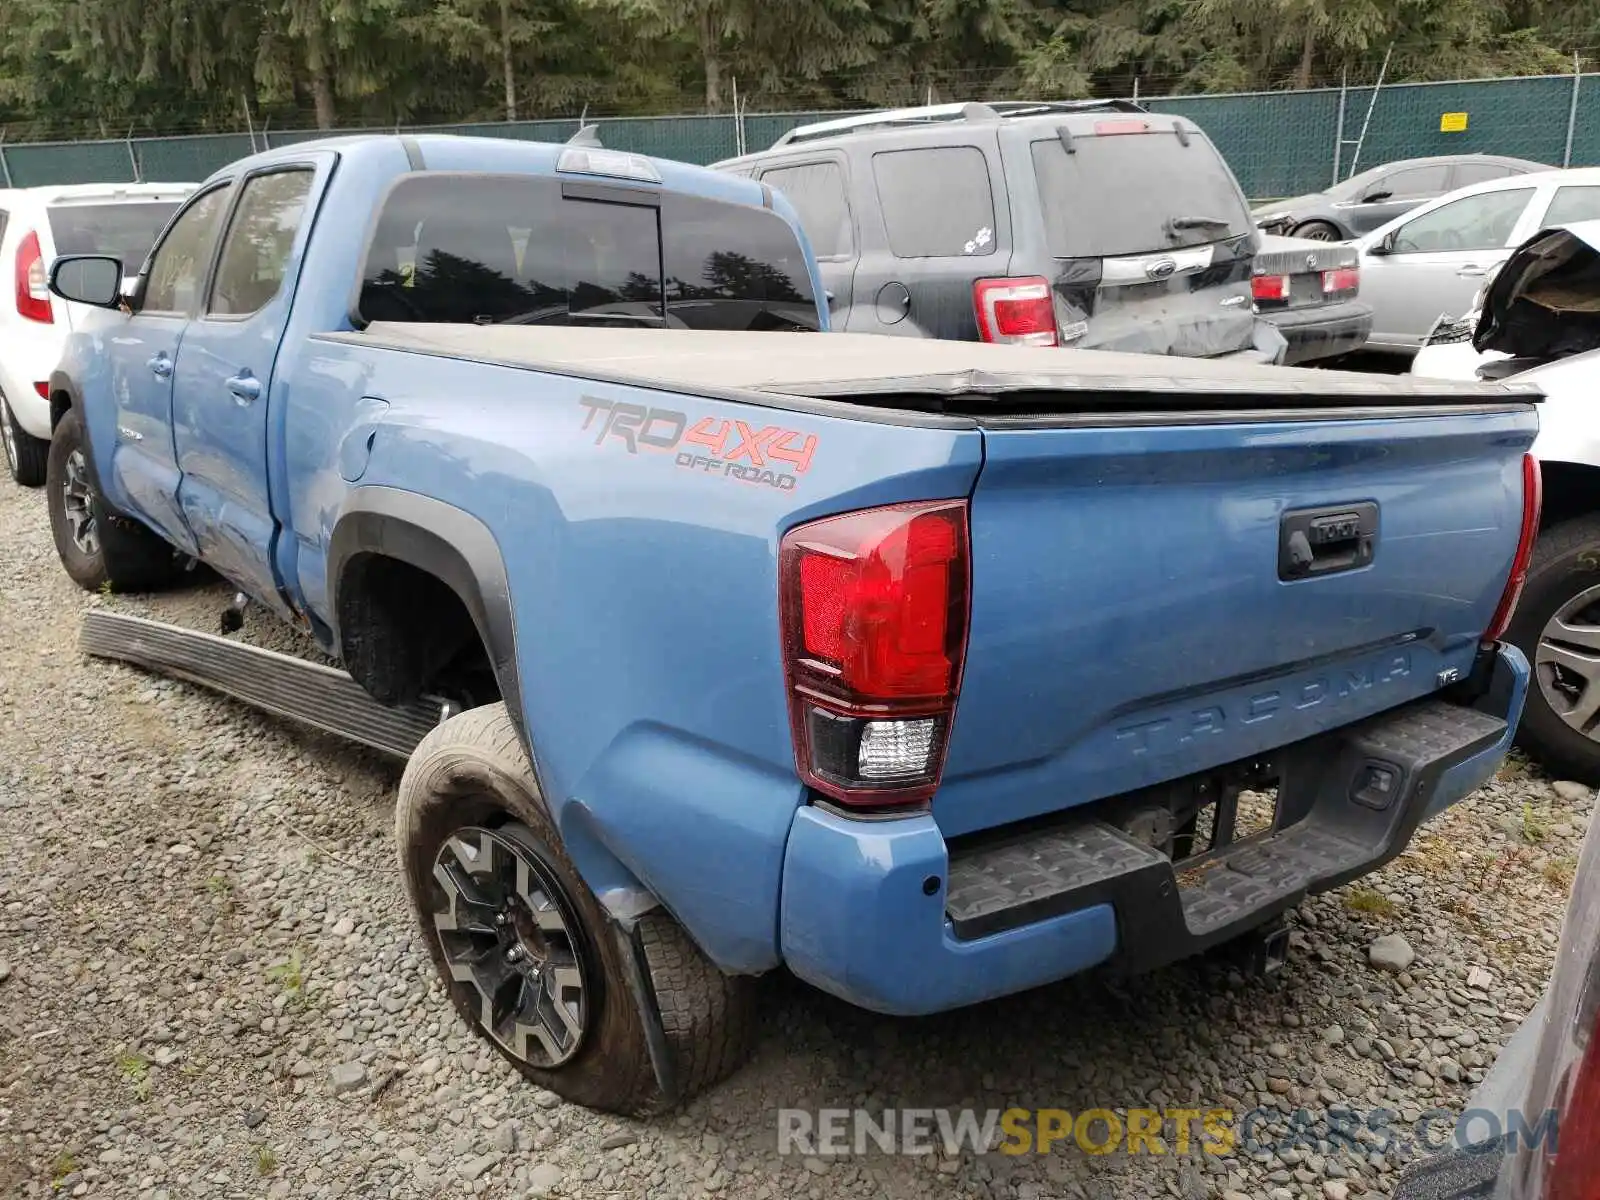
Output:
[1452, 162, 1515, 188]
[1378, 165, 1451, 200]
[1391, 189, 1533, 254]
[759, 162, 854, 259]
[208, 171, 315, 317]
[871, 147, 997, 258]
[1544, 185, 1600, 227]
[142, 187, 231, 315]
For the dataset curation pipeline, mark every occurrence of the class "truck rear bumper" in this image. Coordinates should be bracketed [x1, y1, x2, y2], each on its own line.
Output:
[778, 643, 1527, 1016]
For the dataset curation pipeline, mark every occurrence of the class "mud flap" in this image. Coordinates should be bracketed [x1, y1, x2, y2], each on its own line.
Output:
[611, 916, 680, 1107]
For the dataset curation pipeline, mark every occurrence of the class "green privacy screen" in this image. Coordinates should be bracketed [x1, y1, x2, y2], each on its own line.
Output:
[2, 74, 1595, 200]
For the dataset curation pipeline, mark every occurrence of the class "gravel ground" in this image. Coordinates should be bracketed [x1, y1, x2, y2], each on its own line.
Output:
[0, 477, 1591, 1200]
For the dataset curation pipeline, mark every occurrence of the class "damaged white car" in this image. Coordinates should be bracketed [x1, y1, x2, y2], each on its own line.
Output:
[1414, 221, 1600, 783]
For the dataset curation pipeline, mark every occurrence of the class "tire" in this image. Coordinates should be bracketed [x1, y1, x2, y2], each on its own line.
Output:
[0, 389, 47, 487]
[1508, 514, 1600, 785]
[46, 408, 181, 593]
[396, 703, 755, 1115]
[1292, 220, 1344, 242]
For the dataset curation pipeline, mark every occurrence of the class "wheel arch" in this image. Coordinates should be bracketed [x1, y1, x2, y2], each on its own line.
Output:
[47, 370, 80, 430]
[1536, 459, 1600, 533]
[328, 487, 525, 732]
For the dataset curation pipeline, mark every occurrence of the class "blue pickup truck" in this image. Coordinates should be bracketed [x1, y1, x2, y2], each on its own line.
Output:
[44, 134, 1542, 1115]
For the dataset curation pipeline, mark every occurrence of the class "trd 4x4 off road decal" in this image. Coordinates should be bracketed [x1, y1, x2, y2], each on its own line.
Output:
[578, 397, 817, 492]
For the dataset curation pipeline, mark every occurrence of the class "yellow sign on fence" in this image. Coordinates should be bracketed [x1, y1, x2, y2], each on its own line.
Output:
[1440, 112, 1469, 132]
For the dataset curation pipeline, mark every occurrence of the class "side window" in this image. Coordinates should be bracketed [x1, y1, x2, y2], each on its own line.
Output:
[759, 162, 853, 259]
[1543, 185, 1600, 227]
[1392, 188, 1534, 254]
[208, 170, 315, 317]
[1380, 165, 1450, 199]
[871, 147, 997, 258]
[143, 187, 231, 315]
[0, 210, 9, 250]
[1452, 162, 1514, 188]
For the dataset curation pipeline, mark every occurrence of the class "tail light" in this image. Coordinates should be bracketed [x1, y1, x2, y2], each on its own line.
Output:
[1252, 274, 1290, 303]
[1485, 453, 1542, 642]
[14, 230, 53, 325]
[33, 383, 48, 399]
[1321, 266, 1360, 294]
[974, 277, 1058, 347]
[778, 500, 970, 809]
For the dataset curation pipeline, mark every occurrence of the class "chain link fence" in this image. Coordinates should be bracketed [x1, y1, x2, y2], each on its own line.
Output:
[1, 71, 1596, 200]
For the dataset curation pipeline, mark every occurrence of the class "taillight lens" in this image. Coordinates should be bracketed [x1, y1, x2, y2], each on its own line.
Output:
[1485, 453, 1542, 642]
[14, 231, 53, 325]
[974, 277, 1058, 347]
[1321, 266, 1360, 294]
[1252, 274, 1289, 303]
[779, 500, 970, 809]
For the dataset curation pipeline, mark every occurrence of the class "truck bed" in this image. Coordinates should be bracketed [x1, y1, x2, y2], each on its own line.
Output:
[324, 324, 1534, 415]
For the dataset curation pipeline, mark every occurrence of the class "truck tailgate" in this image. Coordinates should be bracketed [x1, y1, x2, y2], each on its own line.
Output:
[936, 406, 1538, 837]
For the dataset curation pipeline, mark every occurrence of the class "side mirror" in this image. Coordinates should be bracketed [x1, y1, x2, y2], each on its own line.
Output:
[1367, 231, 1396, 257]
[825, 289, 837, 309]
[49, 256, 125, 309]
[1361, 188, 1394, 204]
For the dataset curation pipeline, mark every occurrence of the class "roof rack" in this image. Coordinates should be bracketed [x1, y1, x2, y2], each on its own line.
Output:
[771, 99, 1150, 148]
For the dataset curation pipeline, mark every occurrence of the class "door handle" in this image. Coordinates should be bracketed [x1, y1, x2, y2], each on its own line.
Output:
[1457, 265, 1487, 278]
[147, 353, 173, 379]
[226, 372, 262, 404]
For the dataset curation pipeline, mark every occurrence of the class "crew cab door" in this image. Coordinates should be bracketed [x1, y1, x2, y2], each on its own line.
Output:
[103, 183, 234, 553]
[170, 162, 323, 609]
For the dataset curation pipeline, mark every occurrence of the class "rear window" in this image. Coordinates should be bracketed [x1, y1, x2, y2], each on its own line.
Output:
[358, 173, 818, 332]
[1545, 185, 1600, 227]
[872, 147, 997, 258]
[46, 202, 181, 271]
[1030, 132, 1250, 259]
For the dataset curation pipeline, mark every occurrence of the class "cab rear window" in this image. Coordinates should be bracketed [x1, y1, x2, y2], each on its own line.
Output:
[357, 173, 819, 332]
[46, 202, 181, 271]
[1030, 131, 1251, 259]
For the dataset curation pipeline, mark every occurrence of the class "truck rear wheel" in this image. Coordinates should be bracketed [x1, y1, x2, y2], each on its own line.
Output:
[1, 390, 48, 487]
[46, 408, 181, 593]
[1509, 514, 1600, 785]
[395, 703, 755, 1115]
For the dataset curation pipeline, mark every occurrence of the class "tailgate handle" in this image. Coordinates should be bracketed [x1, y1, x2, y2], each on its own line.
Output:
[1279, 502, 1378, 581]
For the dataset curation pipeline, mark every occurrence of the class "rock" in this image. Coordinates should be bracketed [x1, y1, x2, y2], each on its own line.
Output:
[457, 1153, 499, 1182]
[599, 1132, 637, 1150]
[1322, 1024, 1345, 1045]
[242, 1110, 266, 1129]
[492, 1123, 517, 1154]
[1268, 1042, 1292, 1059]
[329, 1062, 367, 1094]
[1324, 1184, 1350, 1200]
[1552, 780, 1592, 803]
[802, 1157, 827, 1175]
[331, 917, 356, 937]
[526, 1163, 563, 1196]
[1369, 934, 1416, 973]
[0, 962, 10, 983]
[1466, 966, 1495, 990]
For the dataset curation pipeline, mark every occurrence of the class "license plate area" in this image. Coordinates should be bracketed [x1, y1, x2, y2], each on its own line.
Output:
[1097, 754, 1285, 879]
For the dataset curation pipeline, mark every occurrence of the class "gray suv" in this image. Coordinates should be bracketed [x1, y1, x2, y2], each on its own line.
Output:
[714, 100, 1286, 362]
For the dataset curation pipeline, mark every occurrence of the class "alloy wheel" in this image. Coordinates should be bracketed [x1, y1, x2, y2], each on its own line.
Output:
[61, 448, 99, 556]
[429, 826, 590, 1068]
[1536, 583, 1600, 740]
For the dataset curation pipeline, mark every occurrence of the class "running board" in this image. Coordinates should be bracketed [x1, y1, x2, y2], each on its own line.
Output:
[80, 611, 446, 760]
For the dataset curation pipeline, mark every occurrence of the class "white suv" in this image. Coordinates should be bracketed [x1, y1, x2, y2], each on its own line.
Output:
[0, 183, 194, 485]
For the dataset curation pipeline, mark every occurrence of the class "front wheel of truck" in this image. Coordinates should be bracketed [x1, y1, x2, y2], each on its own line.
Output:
[1510, 514, 1600, 786]
[396, 703, 756, 1115]
[46, 409, 181, 593]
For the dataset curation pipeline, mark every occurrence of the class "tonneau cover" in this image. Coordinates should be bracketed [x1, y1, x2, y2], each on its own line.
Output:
[328, 323, 1535, 404]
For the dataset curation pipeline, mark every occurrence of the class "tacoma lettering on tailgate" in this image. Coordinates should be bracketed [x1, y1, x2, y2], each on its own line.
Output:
[1115, 651, 1414, 756]
[579, 397, 816, 492]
